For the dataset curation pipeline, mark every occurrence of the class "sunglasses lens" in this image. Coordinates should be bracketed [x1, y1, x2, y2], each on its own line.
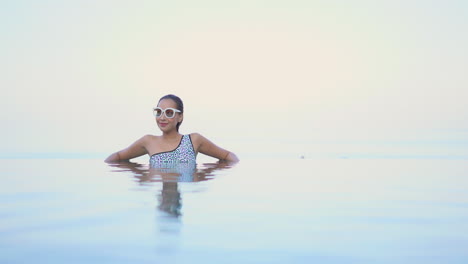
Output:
[153, 108, 162, 117]
[165, 109, 175, 118]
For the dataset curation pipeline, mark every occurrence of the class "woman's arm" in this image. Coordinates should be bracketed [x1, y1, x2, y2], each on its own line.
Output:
[105, 135, 149, 163]
[191, 133, 239, 163]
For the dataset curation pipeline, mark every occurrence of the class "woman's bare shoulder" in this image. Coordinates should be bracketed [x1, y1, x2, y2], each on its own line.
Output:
[143, 134, 159, 139]
[140, 134, 160, 144]
[189, 132, 201, 138]
[189, 132, 206, 142]
[188, 132, 205, 147]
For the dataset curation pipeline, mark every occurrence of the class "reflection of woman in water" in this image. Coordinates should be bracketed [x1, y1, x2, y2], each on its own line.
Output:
[105, 94, 239, 165]
[110, 161, 231, 217]
[158, 182, 181, 217]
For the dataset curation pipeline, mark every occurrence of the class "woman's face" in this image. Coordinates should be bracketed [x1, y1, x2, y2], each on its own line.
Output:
[156, 99, 183, 132]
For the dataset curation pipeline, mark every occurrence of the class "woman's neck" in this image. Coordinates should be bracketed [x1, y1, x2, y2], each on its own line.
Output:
[161, 131, 181, 140]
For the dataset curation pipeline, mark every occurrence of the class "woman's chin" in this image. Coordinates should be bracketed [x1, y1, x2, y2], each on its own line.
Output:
[158, 126, 172, 133]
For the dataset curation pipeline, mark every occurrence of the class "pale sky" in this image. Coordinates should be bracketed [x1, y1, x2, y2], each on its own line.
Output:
[1, 0, 467, 157]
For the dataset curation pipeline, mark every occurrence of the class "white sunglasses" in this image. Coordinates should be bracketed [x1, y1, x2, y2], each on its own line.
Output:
[152, 107, 181, 118]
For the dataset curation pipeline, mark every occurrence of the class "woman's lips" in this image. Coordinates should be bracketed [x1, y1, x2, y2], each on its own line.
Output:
[159, 123, 168, 127]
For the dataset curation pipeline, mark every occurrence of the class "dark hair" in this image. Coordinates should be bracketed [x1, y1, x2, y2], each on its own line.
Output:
[158, 94, 184, 131]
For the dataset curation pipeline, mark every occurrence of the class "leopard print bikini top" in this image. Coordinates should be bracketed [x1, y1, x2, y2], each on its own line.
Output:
[149, 134, 197, 168]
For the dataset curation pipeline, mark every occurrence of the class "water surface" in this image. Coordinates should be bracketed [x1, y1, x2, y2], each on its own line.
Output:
[1, 158, 468, 263]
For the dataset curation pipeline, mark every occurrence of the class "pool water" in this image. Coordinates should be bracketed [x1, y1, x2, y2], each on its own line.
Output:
[1, 157, 468, 263]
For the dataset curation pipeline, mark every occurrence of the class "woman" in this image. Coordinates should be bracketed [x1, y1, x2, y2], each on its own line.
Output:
[105, 94, 239, 165]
